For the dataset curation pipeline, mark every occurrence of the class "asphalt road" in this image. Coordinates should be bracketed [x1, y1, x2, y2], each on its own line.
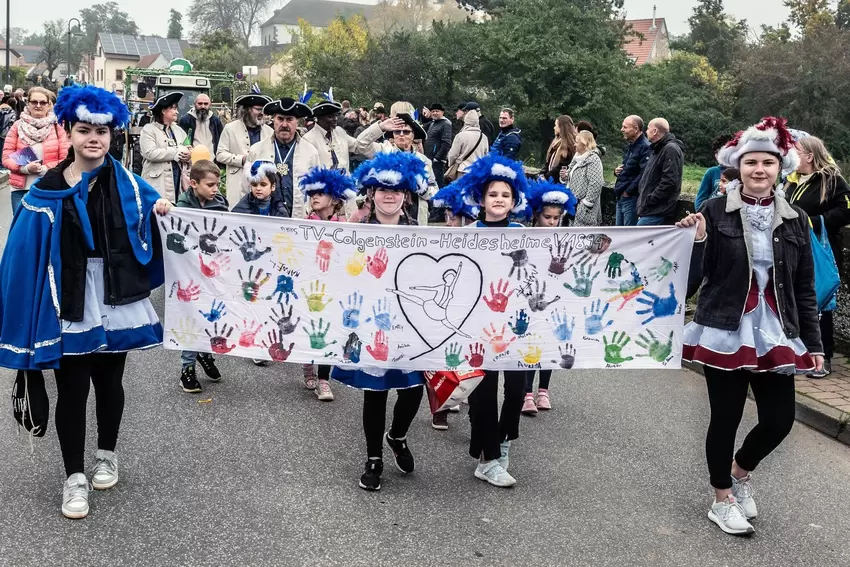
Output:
[1, 182, 849, 566]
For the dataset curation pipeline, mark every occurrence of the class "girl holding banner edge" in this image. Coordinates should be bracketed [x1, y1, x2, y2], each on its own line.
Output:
[677, 117, 823, 536]
[331, 152, 431, 492]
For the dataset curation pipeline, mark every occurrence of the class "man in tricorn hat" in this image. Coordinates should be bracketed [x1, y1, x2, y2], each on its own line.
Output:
[246, 97, 320, 218]
[216, 93, 274, 208]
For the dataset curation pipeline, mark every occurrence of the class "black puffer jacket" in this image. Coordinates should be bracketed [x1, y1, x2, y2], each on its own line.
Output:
[637, 133, 684, 219]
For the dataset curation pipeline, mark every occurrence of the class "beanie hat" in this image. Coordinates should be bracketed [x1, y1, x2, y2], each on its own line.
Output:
[352, 151, 429, 196]
[526, 179, 577, 217]
[455, 153, 529, 218]
[717, 116, 800, 175]
[299, 166, 357, 201]
[54, 84, 131, 129]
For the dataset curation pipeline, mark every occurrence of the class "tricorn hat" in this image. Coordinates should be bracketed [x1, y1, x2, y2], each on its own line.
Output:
[149, 91, 183, 112]
[263, 97, 312, 119]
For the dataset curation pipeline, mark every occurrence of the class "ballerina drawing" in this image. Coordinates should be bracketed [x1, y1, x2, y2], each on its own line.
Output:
[387, 262, 472, 338]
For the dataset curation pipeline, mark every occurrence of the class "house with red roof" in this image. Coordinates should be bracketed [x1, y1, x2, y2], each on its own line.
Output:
[624, 8, 671, 66]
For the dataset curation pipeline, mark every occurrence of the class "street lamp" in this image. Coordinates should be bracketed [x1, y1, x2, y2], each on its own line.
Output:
[66, 18, 82, 86]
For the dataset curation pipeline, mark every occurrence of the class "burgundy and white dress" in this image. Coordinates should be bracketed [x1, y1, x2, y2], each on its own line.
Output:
[683, 195, 816, 374]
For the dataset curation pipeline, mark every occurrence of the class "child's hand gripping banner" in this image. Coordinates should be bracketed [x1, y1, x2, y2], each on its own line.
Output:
[160, 209, 696, 372]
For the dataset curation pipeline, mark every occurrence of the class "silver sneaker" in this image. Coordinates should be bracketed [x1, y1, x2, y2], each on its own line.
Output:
[316, 379, 334, 401]
[732, 474, 757, 519]
[91, 449, 118, 490]
[708, 496, 754, 535]
[498, 440, 511, 471]
[62, 473, 90, 519]
[474, 460, 516, 488]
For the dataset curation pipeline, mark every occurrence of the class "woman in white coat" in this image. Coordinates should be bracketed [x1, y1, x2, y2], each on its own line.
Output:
[447, 109, 489, 178]
[140, 92, 189, 202]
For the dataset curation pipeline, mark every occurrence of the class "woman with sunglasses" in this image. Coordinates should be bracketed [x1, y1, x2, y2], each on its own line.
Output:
[2, 86, 70, 212]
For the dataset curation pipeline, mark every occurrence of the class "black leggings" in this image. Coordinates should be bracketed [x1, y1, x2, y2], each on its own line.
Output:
[54, 352, 128, 477]
[468, 370, 526, 461]
[704, 366, 796, 490]
[525, 370, 552, 393]
[820, 311, 834, 361]
[317, 364, 331, 379]
[362, 386, 424, 458]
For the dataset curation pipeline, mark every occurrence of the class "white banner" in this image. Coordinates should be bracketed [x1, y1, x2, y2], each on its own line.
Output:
[160, 209, 695, 372]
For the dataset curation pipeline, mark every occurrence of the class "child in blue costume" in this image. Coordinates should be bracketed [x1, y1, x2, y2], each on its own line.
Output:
[0, 85, 171, 519]
[522, 179, 577, 415]
[332, 152, 431, 492]
[452, 153, 531, 488]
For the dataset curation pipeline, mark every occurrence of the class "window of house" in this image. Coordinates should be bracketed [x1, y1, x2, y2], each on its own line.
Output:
[116, 69, 123, 80]
[98, 47, 103, 57]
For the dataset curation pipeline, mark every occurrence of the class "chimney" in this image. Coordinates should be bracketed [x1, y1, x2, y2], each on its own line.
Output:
[651, 5, 657, 30]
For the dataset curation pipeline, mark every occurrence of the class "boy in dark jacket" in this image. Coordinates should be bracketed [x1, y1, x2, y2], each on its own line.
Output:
[177, 160, 228, 393]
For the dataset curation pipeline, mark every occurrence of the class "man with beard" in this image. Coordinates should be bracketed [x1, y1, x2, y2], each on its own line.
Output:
[179, 94, 223, 155]
[216, 94, 274, 208]
[247, 97, 320, 218]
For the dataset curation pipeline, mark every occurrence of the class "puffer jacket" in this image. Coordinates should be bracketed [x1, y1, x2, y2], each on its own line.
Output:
[447, 110, 489, 173]
[1, 120, 70, 189]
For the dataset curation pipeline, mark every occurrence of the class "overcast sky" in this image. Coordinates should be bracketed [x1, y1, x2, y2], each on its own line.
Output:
[2, 0, 791, 42]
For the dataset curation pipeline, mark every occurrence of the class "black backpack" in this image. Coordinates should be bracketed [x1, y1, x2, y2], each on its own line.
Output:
[11, 370, 49, 438]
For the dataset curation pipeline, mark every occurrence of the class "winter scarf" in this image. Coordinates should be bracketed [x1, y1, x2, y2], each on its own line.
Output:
[17, 109, 58, 146]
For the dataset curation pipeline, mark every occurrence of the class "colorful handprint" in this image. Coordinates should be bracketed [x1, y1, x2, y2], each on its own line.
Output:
[445, 342, 463, 369]
[525, 278, 560, 312]
[605, 252, 627, 279]
[482, 279, 514, 313]
[548, 238, 574, 275]
[315, 240, 333, 272]
[602, 263, 645, 310]
[367, 247, 389, 278]
[273, 232, 304, 266]
[199, 253, 231, 278]
[198, 299, 227, 323]
[603, 331, 633, 364]
[237, 319, 264, 348]
[584, 299, 614, 335]
[346, 250, 367, 276]
[205, 322, 236, 354]
[636, 283, 679, 325]
[502, 249, 536, 281]
[267, 274, 298, 303]
[192, 217, 229, 255]
[262, 330, 294, 362]
[302, 280, 333, 312]
[340, 291, 364, 329]
[170, 317, 200, 345]
[465, 343, 485, 367]
[483, 323, 517, 354]
[519, 344, 543, 364]
[303, 318, 336, 349]
[367, 297, 395, 331]
[238, 266, 271, 302]
[160, 216, 194, 254]
[548, 308, 576, 341]
[648, 257, 677, 282]
[563, 258, 601, 298]
[508, 309, 529, 336]
[552, 343, 576, 369]
[343, 332, 363, 363]
[635, 329, 674, 362]
[366, 329, 389, 361]
[230, 226, 272, 262]
[269, 304, 300, 336]
[176, 279, 200, 302]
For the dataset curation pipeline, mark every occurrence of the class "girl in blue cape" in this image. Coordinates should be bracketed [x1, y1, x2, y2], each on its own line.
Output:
[0, 85, 171, 519]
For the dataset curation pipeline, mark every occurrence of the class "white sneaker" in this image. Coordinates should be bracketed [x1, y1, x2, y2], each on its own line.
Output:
[62, 473, 91, 519]
[498, 440, 511, 471]
[448, 404, 461, 413]
[708, 496, 755, 535]
[474, 460, 516, 488]
[91, 449, 118, 490]
[316, 379, 334, 401]
[732, 474, 757, 519]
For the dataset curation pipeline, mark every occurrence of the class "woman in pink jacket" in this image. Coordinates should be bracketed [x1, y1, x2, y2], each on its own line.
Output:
[2, 86, 70, 212]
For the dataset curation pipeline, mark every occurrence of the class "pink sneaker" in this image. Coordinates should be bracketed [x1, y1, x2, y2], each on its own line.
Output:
[521, 393, 538, 415]
[316, 379, 334, 401]
[536, 389, 552, 410]
[302, 364, 317, 390]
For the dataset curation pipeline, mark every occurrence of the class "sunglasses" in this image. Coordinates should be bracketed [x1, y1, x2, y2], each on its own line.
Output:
[393, 130, 413, 136]
[28, 100, 49, 107]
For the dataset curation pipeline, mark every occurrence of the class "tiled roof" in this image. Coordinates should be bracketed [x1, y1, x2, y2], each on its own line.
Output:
[14, 45, 42, 64]
[261, 0, 376, 28]
[623, 18, 667, 65]
[97, 33, 185, 61]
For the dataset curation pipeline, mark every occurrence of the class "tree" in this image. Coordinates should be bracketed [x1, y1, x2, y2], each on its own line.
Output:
[168, 10, 184, 40]
[674, 0, 748, 72]
[784, 0, 834, 32]
[39, 20, 66, 80]
[79, 2, 139, 55]
[760, 22, 793, 43]
[290, 15, 370, 92]
[4, 27, 30, 46]
[184, 30, 251, 74]
[188, 0, 272, 47]
[836, 0, 850, 30]
[370, 0, 466, 35]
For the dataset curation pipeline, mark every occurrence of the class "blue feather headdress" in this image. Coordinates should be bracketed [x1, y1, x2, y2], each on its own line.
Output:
[526, 179, 577, 217]
[433, 180, 480, 220]
[245, 160, 279, 184]
[54, 85, 131, 129]
[352, 152, 429, 196]
[299, 166, 357, 202]
[455, 153, 529, 217]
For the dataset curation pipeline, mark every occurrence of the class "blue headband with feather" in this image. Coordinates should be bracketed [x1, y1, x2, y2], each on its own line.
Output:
[432, 180, 480, 220]
[245, 160, 279, 184]
[54, 85, 131, 129]
[299, 166, 357, 201]
[352, 152, 429, 196]
[526, 179, 577, 217]
[455, 153, 529, 217]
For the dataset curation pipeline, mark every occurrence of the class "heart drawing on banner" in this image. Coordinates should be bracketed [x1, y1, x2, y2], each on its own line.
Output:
[391, 253, 484, 360]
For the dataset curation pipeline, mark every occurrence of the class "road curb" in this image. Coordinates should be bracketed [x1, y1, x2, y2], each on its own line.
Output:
[682, 361, 850, 446]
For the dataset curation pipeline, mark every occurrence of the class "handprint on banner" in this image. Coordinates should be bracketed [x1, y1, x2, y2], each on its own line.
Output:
[261, 330, 294, 362]
[465, 343, 485, 367]
[636, 282, 679, 325]
[273, 232, 304, 266]
[576, 234, 612, 263]
[524, 278, 560, 312]
[199, 253, 231, 278]
[198, 299, 227, 323]
[343, 332, 363, 363]
[366, 329, 389, 361]
[563, 258, 601, 298]
[269, 304, 300, 336]
[192, 217, 230, 255]
[346, 250, 367, 276]
[237, 266, 271, 302]
[635, 329, 674, 362]
[170, 317, 201, 345]
[602, 263, 645, 310]
[367, 297, 396, 331]
[340, 292, 364, 329]
[605, 252, 627, 279]
[502, 249, 536, 281]
[237, 319, 264, 348]
[230, 226, 272, 262]
[315, 240, 333, 272]
[445, 342, 463, 369]
[584, 299, 614, 335]
[367, 247, 389, 279]
[205, 322, 236, 354]
[552, 343, 577, 369]
[483, 323, 517, 354]
[548, 238, 574, 275]
[482, 279, 514, 313]
[648, 257, 678, 282]
[302, 280, 333, 312]
[603, 331, 634, 364]
[508, 309, 529, 336]
[519, 343, 543, 364]
[303, 318, 337, 349]
[267, 274, 298, 303]
[160, 216, 194, 254]
[176, 279, 200, 302]
[548, 308, 576, 341]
